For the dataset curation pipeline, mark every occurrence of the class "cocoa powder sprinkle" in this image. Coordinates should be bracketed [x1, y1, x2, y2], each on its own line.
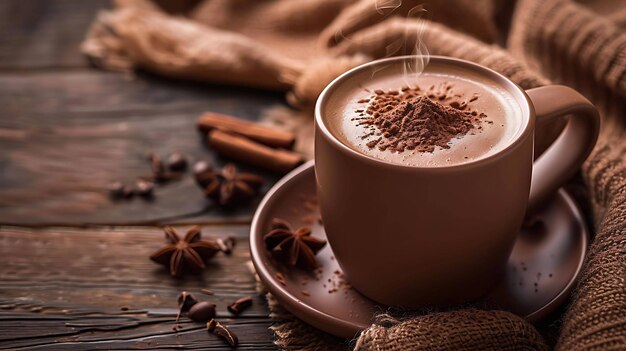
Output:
[357, 87, 485, 153]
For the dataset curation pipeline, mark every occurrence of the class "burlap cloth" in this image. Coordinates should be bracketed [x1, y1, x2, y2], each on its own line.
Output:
[83, 0, 626, 349]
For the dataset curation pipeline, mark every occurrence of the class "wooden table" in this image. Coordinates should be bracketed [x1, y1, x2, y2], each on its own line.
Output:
[0, 1, 283, 349]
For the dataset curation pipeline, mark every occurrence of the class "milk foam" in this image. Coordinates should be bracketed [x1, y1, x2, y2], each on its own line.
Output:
[323, 63, 524, 167]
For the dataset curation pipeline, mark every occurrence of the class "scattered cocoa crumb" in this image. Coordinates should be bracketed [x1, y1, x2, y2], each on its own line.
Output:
[302, 290, 311, 297]
[366, 138, 382, 148]
[301, 214, 318, 225]
[275, 272, 287, 286]
[449, 100, 467, 110]
[303, 201, 318, 211]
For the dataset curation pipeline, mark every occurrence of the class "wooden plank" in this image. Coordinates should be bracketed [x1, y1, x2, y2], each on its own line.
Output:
[0, 70, 284, 115]
[0, 225, 276, 350]
[0, 0, 112, 70]
[0, 317, 276, 350]
[0, 70, 286, 225]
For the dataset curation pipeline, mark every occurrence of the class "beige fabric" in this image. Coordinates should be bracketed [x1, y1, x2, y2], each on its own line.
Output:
[82, 0, 497, 90]
[83, 0, 626, 349]
[82, 3, 301, 89]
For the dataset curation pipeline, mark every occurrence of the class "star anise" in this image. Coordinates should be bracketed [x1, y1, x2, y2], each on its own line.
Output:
[195, 163, 263, 206]
[150, 226, 221, 277]
[263, 218, 327, 270]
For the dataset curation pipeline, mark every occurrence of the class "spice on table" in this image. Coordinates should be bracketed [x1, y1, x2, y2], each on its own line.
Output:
[176, 291, 198, 321]
[193, 160, 212, 176]
[147, 153, 181, 183]
[197, 112, 296, 149]
[200, 288, 214, 296]
[195, 162, 264, 207]
[207, 319, 239, 347]
[135, 179, 154, 197]
[207, 130, 303, 174]
[109, 181, 133, 199]
[227, 296, 253, 315]
[150, 226, 221, 277]
[264, 218, 327, 270]
[167, 151, 188, 171]
[217, 236, 237, 255]
[187, 301, 216, 322]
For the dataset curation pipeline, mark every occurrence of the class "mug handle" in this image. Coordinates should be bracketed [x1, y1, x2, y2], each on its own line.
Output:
[525, 85, 600, 212]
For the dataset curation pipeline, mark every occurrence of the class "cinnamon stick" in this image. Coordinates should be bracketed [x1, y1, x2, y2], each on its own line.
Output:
[208, 130, 303, 174]
[198, 112, 296, 149]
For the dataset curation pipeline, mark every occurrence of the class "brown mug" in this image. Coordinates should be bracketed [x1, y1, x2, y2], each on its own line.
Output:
[314, 56, 599, 307]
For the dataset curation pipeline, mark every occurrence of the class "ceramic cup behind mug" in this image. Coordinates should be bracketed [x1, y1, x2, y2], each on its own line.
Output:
[314, 56, 599, 308]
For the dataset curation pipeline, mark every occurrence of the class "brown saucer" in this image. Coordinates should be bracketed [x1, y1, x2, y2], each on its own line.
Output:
[250, 161, 588, 338]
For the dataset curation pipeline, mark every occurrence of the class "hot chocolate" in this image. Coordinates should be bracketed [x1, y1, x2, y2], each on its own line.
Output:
[322, 62, 524, 167]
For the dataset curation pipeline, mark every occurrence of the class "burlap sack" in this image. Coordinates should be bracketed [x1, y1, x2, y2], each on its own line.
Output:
[355, 310, 549, 351]
[83, 0, 626, 349]
[509, 1, 626, 350]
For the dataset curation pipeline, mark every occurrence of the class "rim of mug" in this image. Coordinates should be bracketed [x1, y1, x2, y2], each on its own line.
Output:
[314, 55, 535, 172]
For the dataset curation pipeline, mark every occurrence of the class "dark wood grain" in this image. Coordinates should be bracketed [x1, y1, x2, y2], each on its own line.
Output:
[0, 225, 276, 350]
[0, 1, 285, 349]
[0, 0, 112, 70]
[0, 70, 286, 225]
